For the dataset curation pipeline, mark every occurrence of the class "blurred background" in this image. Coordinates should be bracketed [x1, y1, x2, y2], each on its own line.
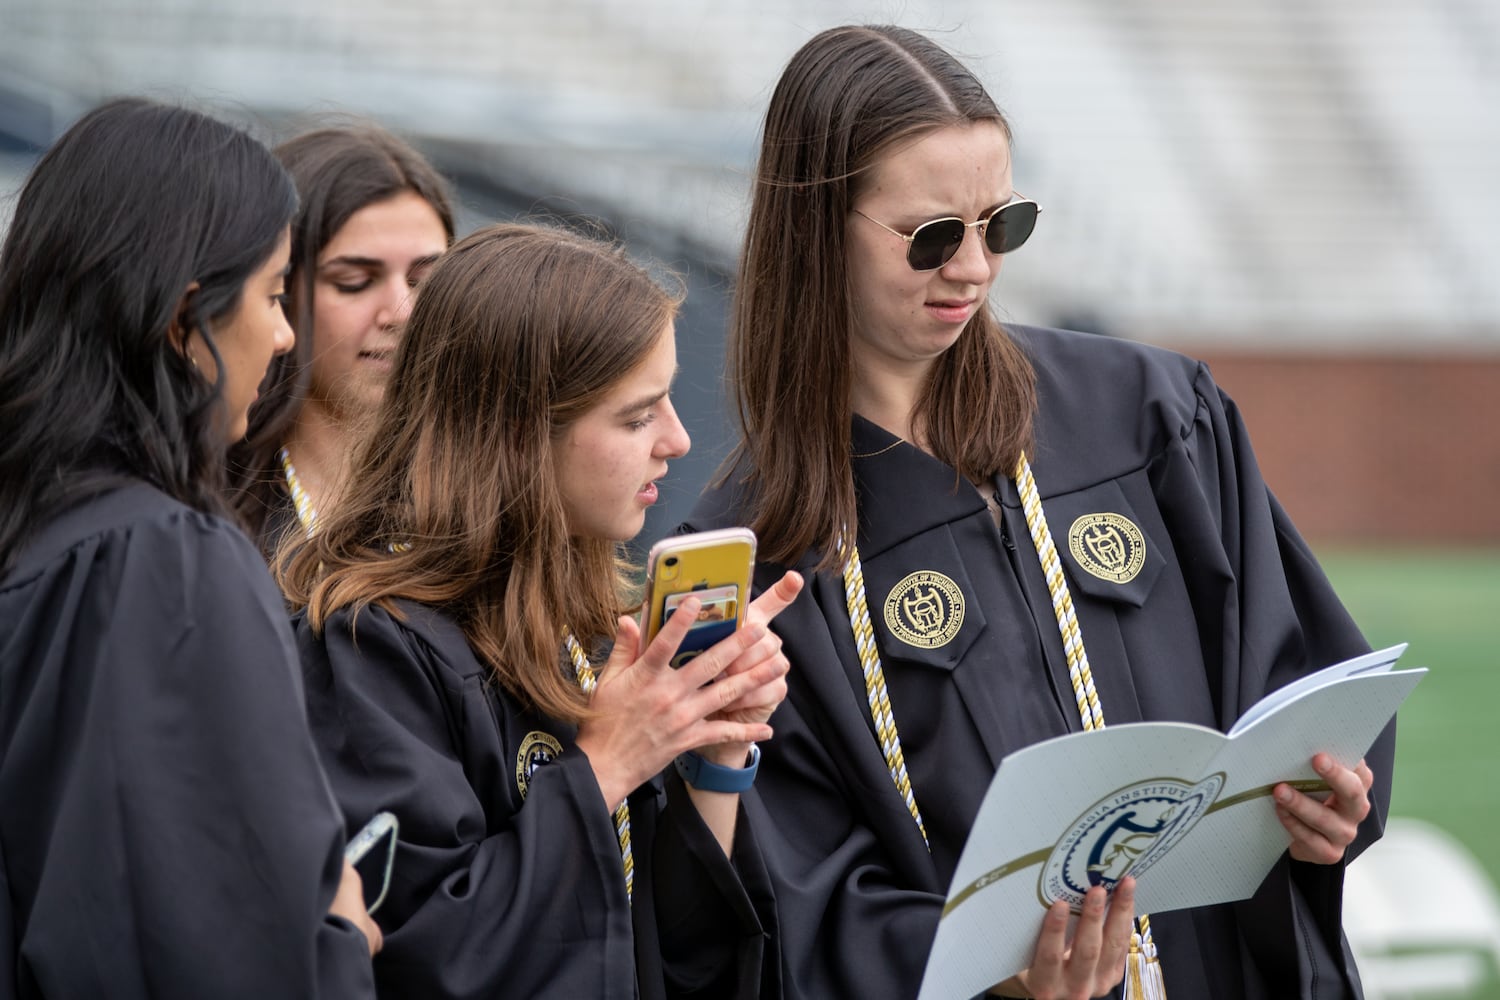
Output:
[3, 1, 1497, 994]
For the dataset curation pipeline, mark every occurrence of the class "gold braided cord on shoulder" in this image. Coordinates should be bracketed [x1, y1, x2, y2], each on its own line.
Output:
[565, 631, 634, 902]
[840, 538, 929, 848]
[1013, 455, 1165, 1000]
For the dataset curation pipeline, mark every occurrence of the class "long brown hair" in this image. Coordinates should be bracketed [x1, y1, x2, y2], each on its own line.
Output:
[279, 223, 680, 723]
[226, 123, 455, 543]
[729, 25, 1036, 571]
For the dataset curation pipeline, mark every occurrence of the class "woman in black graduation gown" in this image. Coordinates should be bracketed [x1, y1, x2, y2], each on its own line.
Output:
[683, 25, 1392, 1000]
[279, 222, 802, 999]
[227, 123, 455, 556]
[0, 99, 380, 998]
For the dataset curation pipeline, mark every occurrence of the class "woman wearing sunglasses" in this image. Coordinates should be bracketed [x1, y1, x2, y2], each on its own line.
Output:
[280, 222, 800, 999]
[685, 24, 1389, 1000]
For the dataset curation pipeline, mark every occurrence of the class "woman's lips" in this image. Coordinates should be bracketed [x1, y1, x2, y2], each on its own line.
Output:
[926, 298, 976, 324]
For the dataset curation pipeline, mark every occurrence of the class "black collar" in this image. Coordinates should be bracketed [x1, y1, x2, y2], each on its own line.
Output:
[850, 414, 990, 561]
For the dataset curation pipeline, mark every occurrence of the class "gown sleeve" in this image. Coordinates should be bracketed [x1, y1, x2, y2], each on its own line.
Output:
[9, 507, 374, 999]
[301, 605, 646, 1000]
[651, 768, 782, 1000]
[301, 603, 782, 1000]
[1171, 366, 1395, 993]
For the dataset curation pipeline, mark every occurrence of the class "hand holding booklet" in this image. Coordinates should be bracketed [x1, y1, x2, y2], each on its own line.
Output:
[917, 645, 1424, 1000]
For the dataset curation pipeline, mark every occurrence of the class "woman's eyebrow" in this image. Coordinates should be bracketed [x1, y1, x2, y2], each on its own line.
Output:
[318, 255, 383, 269]
[612, 389, 669, 419]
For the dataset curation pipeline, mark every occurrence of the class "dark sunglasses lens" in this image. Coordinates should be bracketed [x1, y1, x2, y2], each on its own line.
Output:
[907, 218, 966, 271]
[984, 201, 1039, 256]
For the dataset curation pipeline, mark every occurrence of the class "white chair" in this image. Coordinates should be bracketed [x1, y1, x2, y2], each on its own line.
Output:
[1344, 816, 1500, 999]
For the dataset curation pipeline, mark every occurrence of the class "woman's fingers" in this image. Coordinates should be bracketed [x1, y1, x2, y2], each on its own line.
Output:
[679, 622, 768, 687]
[331, 861, 383, 956]
[1011, 879, 1135, 999]
[1312, 753, 1373, 821]
[1062, 888, 1109, 992]
[1276, 753, 1372, 864]
[636, 596, 703, 670]
[578, 589, 795, 798]
[1019, 900, 1073, 996]
[599, 615, 642, 677]
[745, 571, 804, 628]
[1099, 877, 1136, 980]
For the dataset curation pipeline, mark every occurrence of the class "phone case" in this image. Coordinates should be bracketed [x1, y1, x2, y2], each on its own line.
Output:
[344, 810, 398, 865]
[641, 527, 757, 669]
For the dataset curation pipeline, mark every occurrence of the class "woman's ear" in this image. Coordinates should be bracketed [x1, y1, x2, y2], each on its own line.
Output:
[171, 282, 204, 367]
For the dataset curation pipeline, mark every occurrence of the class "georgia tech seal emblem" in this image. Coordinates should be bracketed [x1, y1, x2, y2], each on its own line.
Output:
[883, 570, 965, 649]
[1039, 773, 1224, 907]
[1067, 513, 1147, 584]
[515, 731, 564, 800]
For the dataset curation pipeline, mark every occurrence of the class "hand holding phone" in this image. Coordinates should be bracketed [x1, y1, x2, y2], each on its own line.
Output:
[344, 811, 399, 914]
[573, 544, 802, 808]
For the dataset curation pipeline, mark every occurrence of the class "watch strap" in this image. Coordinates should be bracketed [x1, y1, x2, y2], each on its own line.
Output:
[674, 743, 760, 793]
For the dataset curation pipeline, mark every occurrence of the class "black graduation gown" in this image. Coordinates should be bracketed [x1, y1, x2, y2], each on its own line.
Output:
[686, 325, 1395, 1000]
[252, 486, 300, 563]
[296, 599, 781, 999]
[0, 483, 374, 999]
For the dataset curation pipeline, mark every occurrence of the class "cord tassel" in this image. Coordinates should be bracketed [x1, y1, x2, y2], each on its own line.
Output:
[1124, 923, 1167, 1000]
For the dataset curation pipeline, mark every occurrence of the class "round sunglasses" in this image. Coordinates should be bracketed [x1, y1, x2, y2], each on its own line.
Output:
[853, 195, 1041, 272]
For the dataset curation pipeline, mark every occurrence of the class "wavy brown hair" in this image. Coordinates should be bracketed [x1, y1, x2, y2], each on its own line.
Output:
[729, 24, 1037, 571]
[226, 123, 455, 545]
[279, 223, 680, 722]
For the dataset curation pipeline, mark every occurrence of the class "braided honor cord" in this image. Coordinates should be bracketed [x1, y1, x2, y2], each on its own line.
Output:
[566, 631, 634, 902]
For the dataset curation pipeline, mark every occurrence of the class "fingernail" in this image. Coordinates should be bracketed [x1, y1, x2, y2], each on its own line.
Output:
[1274, 786, 1293, 804]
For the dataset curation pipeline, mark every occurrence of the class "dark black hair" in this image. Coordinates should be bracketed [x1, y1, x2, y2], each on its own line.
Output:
[0, 97, 298, 576]
[225, 123, 455, 542]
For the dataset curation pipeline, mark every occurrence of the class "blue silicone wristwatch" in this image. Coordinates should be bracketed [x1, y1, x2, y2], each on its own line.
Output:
[674, 744, 761, 793]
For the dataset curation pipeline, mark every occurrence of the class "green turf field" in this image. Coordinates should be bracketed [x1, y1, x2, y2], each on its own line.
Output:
[1319, 546, 1500, 998]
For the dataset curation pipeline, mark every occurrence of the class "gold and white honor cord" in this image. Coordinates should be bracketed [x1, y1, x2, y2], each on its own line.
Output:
[841, 538, 929, 847]
[566, 631, 634, 902]
[279, 447, 319, 534]
[1013, 456, 1164, 1000]
[841, 454, 1165, 999]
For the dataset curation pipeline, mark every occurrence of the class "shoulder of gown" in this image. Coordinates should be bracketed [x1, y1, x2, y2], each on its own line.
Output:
[0, 481, 373, 999]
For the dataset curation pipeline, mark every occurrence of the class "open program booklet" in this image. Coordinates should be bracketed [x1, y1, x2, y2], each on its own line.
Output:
[917, 645, 1424, 1000]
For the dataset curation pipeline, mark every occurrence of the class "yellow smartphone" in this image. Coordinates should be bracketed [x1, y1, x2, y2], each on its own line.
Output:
[641, 527, 757, 669]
